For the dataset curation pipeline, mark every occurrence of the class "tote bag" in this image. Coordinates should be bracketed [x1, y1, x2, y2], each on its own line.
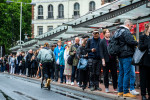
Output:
[132, 47, 146, 65]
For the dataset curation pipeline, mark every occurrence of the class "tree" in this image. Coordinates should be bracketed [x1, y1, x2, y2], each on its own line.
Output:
[0, 0, 32, 55]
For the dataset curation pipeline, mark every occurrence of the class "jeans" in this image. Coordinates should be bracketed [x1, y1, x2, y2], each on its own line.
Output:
[59, 65, 66, 82]
[130, 65, 136, 91]
[118, 57, 132, 94]
[71, 66, 77, 82]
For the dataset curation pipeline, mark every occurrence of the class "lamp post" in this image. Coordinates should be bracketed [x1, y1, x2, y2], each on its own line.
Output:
[6, 1, 36, 49]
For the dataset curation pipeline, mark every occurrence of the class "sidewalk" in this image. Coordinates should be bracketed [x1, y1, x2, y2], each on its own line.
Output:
[2, 72, 142, 100]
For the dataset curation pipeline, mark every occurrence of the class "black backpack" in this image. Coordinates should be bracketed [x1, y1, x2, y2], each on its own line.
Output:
[107, 28, 125, 56]
[67, 55, 73, 65]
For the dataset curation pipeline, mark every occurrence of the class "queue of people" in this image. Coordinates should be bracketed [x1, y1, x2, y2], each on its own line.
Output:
[0, 19, 150, 100]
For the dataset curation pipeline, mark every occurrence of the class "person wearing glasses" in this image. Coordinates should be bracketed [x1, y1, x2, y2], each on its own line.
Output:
[85, 30, 102, 91]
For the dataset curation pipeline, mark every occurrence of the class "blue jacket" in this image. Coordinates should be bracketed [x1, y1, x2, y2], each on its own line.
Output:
[54, 46, 64, 61]
[58, 44, 67, 66]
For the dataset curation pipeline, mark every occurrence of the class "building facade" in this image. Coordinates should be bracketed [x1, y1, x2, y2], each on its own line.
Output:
[31, 0, 101, 37]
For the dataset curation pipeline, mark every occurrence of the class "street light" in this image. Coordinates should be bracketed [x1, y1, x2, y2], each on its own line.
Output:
[6, 0, 36, 49]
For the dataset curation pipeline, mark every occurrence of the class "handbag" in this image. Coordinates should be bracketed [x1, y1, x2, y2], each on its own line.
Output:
[77, 58, 88, 70]
[132, 47, 146, 65]
[67, 55, 73, 65]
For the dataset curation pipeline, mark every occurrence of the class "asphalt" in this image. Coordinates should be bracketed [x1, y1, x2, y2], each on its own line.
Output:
[0, 73, 113, 100]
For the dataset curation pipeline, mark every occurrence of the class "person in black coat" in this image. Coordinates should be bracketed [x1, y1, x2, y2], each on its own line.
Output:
[139, 23, 150, 100]
[26, 49, 33, 77]
[100, 29, 118, 93]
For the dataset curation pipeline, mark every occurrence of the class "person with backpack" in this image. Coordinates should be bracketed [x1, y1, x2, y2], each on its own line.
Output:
[54, 40, 64, 82]
[37, 43, 55, 87]
[139, 23, 150, 100]
[69, 37, 80, 86]
[85, 29, 102, 91]
[112, 19, 138, 98]
[100, 29, 118, 93]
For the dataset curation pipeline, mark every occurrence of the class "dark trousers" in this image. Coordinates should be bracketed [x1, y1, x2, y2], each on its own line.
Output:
[103, 61, 117, 89]
[71, 66, 78, 82]
[31, 68, 36, 77]
[79, 68, 88, 87]
[50, 62, 55, 80]
[42, 62, 51, 81]
[15, 64, 19, 74]
[55, 64, 59, 81]
[89, 59, 101, 88]
[139, 66, 150, 96]
[59, 65, 66, 82]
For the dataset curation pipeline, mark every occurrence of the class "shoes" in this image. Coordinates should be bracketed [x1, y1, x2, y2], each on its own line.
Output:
[90, 87, 95, 91]
[123, 93, 136, 98]
[130, 90, 139, 95]
[114, 89, 118, 93]
[47, 79, 51, 86]
[105, 88, 109, 93]
[66, 81, 69, 85]
[44, 83, 48, 87]
[60, 81, 63, 83]
[82, 86, 86, 91]
[71, 82, 74, 86]
[141, 95, 147, 100]
[118, 92, 123, 96]
[77, 82, 79, 85]
[68, 81, 71, 85]
[95, 87, 102, 91]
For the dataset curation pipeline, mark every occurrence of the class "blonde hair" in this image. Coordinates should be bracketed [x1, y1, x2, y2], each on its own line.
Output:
[44, 42, 50, 47]
[144, 23, 150, 35]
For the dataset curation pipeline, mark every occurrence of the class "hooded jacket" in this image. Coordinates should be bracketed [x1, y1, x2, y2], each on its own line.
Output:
[58, 44, 67, 66]
[114, 25, 138, 58]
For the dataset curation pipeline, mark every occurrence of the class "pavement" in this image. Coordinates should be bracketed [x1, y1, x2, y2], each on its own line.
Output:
[0, 72, 142, 100]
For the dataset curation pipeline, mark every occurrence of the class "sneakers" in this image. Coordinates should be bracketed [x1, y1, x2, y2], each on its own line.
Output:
[114, 89, 118, 93]
[118, 92, 124, 96]
[68, 81, 71, 85]
[123, 93, 136, 98]
[105, 88, 109, 93]
[71, 82, 74, 86]
[66, 81, 69, 85]
[96, 87, 102, 91]
[130, 90, 139, 95]
[90, 87, 95, 91]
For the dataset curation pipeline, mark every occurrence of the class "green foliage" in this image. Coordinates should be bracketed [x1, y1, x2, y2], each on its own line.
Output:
[0, 0, 32, 54]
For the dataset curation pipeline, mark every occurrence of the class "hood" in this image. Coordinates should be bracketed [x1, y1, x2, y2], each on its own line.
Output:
[43, 47, 49, 50]
[63, 44, 67, 49]
[114, 25, 126, 38]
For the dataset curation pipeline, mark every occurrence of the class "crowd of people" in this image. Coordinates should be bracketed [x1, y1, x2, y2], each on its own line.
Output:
[0, 19, 150, 100]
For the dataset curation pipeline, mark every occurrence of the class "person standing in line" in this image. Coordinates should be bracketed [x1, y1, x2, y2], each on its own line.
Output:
[69, 37, 80, 86]
[54, 40, 64, 82]
[64, 42, 72, 85]
[115, 19, 138, 98]
[26, 49, 33, 77]
[85, 30, 102, 91]
[139, 23, 150, 100]
[100, 29, 118, 93]
[10, 55, 16, 74]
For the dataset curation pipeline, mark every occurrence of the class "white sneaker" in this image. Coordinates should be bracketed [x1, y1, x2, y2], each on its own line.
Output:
[71, 82, 74, 86]
[66, 82, 69, 84]
[77, 82, 79, 85]
[105, 88, 109, 93]
[130, 90, 139, 95]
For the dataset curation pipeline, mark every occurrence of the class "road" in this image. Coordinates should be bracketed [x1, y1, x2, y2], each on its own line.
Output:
[0, 73, 112, 100]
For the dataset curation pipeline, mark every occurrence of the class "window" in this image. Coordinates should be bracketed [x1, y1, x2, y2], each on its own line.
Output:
[38, 5, 43, 19]
[38, 26, 43, 35]
[47, 26, 53, 31]
[89, 1, 95, 11]
[48, 4, 53, 18]
[74, 3, 80, 16]
[58, 4, 64, 18]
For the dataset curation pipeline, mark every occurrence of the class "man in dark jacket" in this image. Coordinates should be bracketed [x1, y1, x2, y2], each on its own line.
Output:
[85, 30, 102, 91]
[26, 49, 33, 77]
[17, 52, 23, 74]
[115, 19, 138, 98]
